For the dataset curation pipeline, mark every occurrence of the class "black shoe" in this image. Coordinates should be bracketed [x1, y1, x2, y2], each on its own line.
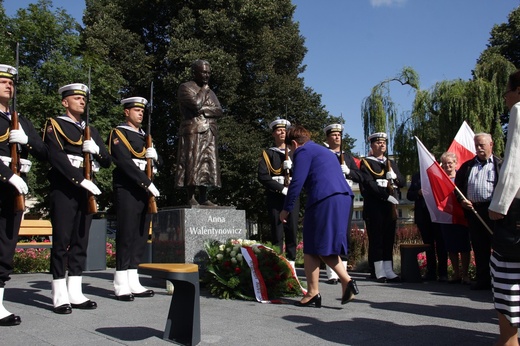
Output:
[115, 294, 134, 301]
[132, 289, 154, 298]
[341, 279, 359, 305]
[294, 293, 322, 308]
[470, 282, 492, 291]
[0, 314, 21, 326]
[375, 277, 387, 283]
[386, 276, 402, 283]
[53, 304, 72, 314]
[325, 278, 338, 285]
[71, 300, 97, 309]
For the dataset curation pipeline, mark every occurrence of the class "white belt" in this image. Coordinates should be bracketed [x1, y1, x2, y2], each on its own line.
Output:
[376, 179, 388, 188]
[272, 176, 284, 184]
[0, 155, 12, 166]
[132, 159, 157, 173]
[0, 156, 32, 173]
[68, 154, 84, 168]
[19, 158, 32, 173]
[133, 158, 147, 171]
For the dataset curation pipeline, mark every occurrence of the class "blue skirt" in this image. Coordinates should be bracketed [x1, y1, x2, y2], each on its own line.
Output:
[303, 193, 350, 256]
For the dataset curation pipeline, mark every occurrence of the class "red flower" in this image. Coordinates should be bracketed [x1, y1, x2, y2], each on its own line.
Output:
[235, 267, 241, 274]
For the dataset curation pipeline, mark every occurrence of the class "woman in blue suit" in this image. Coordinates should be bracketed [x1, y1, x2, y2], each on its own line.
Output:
[280, 125, 359, 307]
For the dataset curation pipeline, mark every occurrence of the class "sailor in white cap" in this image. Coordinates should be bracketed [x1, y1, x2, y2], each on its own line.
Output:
[108, 97, 161, 301]
[43, 83, 111, 314]
[359, 131, 404, 283]
[257, 119, 299, 269]
[0, 64, 48, 326]
[322, 123, 365, 284]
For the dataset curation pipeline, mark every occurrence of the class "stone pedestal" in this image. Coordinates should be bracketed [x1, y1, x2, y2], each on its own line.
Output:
[151, 207, 247, 268]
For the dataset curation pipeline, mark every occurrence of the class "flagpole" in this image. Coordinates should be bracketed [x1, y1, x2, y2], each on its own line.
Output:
[453, 186, 494, 235]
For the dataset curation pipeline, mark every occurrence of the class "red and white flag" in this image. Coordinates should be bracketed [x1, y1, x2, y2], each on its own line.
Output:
[416, 137, 467, 225]
[447, 121, 475, 169]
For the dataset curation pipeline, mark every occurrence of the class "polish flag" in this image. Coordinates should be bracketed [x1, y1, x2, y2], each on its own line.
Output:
[447, 121, 475, 169]
[416, 137, 467, 225]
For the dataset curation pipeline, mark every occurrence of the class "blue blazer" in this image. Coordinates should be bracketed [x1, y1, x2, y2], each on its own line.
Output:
[283, 141, 352, 212]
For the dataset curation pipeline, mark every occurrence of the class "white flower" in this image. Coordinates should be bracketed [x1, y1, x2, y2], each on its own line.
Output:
[226, 247, 231, 253]
[230, 251, 237, 257]
[219, 245, 225, 251]
[216, 254, 223, 260]
[252, 245, 260, 253]
[236, 254, 243, 262]
[233, 245, 240, 252]
[231, 258, 237, 264]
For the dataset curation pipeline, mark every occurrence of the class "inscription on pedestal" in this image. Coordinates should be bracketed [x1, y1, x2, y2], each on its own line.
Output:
[151, 207, 247, 268]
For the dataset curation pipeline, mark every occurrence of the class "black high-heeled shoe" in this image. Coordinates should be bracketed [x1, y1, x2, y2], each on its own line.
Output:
[341, 279, 359, 305]
[294, 293, 322, 308]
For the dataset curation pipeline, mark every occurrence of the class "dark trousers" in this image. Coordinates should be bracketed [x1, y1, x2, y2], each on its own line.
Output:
[365, 206, 396, 263]
[267, 192, 299, 260]
[115, 186, 151, 270]
[465, 203, 493, 285]
[49, 182, 92, 279]
[417, 221, 448, 278]
[0, 183, 23, 286]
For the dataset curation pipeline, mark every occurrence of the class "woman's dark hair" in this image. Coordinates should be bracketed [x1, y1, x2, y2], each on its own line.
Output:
[285, 125, 311, 146]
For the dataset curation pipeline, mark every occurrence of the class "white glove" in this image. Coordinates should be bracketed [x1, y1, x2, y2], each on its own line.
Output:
[9, 128, 28, 145]
[82, 139, 100, 155]
[341, 164, 350, 175]
[80, 179, 101, 195]
[283, 159, 292, 170]
[145, 147, 158, 161]
[8, 174, 28, 194]
[281, 187, 288, 195]
[387, 195, 399, 205]
[386, 170, 397, 180]
[147, 182, 160, 197]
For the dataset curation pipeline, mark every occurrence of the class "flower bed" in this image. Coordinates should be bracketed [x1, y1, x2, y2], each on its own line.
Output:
[203, 239, 304, 301]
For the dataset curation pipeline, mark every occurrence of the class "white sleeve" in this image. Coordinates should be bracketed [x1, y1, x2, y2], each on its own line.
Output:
[490, 102, 520, 214]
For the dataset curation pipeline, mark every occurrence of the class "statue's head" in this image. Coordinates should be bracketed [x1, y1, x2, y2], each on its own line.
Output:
[191, 60, 211, 85]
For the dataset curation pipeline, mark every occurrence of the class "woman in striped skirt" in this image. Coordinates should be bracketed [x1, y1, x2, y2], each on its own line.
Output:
[489, 69, 520, 346]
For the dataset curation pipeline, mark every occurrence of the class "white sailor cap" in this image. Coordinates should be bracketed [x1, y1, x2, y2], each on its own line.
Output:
[58, 83, 89, 99]
[121, 97, 148, 109]
[269, 119, 291, 131]
[324, 123, 344, 136]
[0, 64, 17, 79]
[368, 132, 387, 143]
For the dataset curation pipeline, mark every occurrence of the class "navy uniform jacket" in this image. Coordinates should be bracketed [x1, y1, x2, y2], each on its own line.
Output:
[360, 156, 404, 220]
[108, 124, 162, 190]
[0, 111, 48, 182]
[43, 116, 111, 186]
[257, 146, 289, 194]
[329, 150, 365, 184]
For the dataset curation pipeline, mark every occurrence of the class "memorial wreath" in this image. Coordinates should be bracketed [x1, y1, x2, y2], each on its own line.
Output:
[203, 239, 305, 302]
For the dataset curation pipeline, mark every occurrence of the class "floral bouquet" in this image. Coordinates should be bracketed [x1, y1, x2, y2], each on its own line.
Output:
[203, 238, 304, 301]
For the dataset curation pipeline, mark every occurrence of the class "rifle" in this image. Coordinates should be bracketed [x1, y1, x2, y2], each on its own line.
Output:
[83, 67, 97, 215]
[339, 130, 345, 166]
[386, 156, 398, 221]
[146, 81, 158, 214]
[283, 107, 290, 187]
[10, 42, 25, 212]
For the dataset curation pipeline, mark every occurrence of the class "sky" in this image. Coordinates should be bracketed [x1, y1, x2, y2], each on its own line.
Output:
[4, 0, 520, 154]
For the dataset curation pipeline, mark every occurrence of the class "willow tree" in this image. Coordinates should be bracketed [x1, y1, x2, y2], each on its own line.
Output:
[361, 66, 420, 154]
